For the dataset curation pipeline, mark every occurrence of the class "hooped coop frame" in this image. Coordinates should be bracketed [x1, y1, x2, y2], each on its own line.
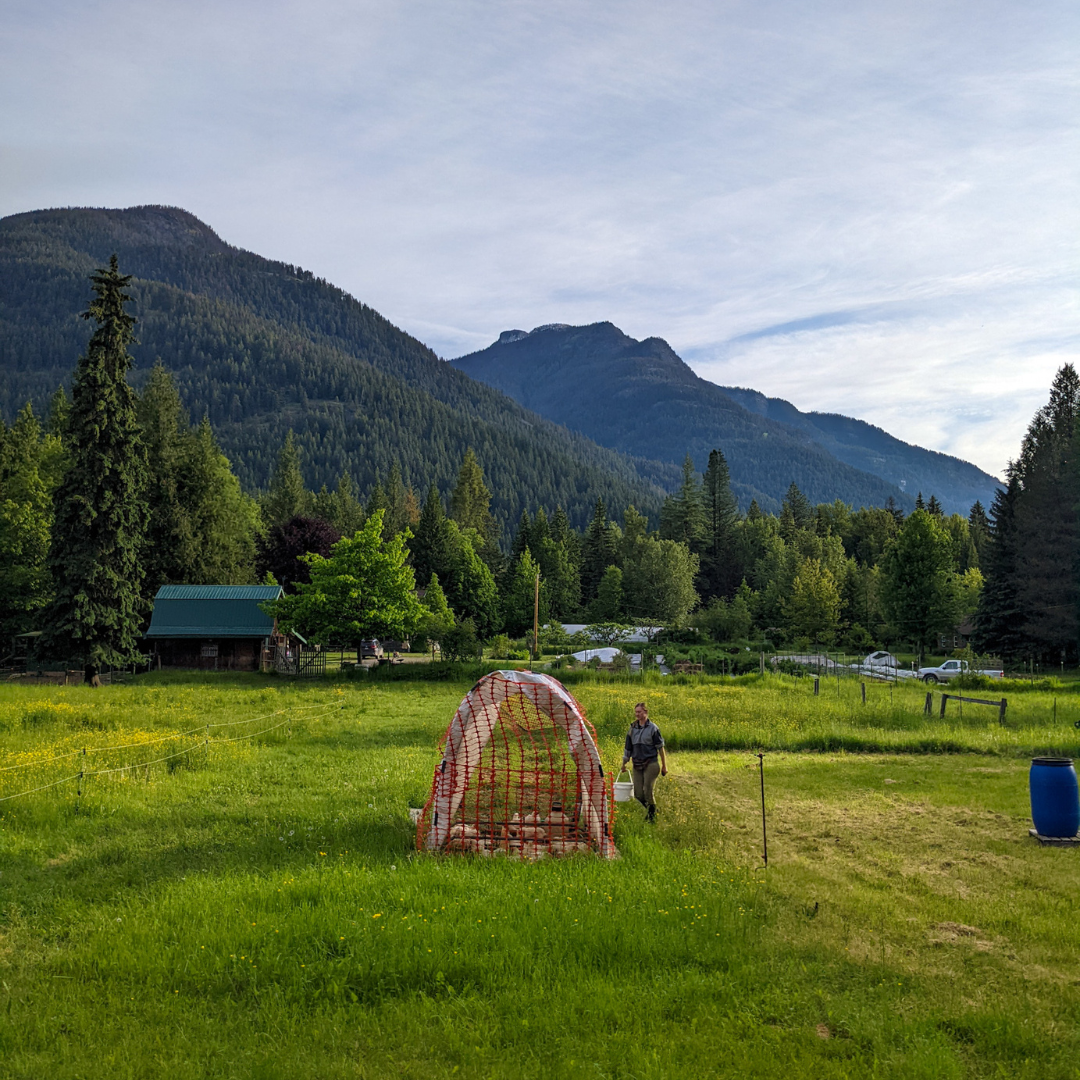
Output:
[417, 670, 617, 859]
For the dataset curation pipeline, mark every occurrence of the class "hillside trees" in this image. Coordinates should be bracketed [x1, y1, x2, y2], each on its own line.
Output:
[0, 404, 66, 638]
[879, 509, 958, 658]
[40, 258, 148, 673]
[257, 516, 341, 592]
[139, 365, 259, 593]
[264, 510, 423, 656]
[975, 365, 1080, 662]
[263, 431, 311, 527]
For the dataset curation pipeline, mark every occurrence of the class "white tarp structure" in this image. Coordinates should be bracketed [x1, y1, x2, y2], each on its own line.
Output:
[418, 670, 617, 859]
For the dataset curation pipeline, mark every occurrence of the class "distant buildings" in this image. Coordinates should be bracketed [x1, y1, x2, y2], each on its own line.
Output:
[144, 585, 286, 671]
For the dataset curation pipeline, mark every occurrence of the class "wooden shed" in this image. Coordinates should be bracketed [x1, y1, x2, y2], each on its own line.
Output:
[144, 585, 285, 671]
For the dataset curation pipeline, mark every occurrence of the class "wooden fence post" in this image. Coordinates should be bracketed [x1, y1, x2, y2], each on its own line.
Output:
[861, 682, 866, 704]
[924, 692, 932, 716]
[999, 698, 1008, 725]
[939, 694, 948, 719]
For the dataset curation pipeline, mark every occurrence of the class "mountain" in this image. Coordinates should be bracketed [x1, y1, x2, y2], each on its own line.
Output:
[0, 206, 677, 537]
[717, 386, 999, 515]
[451, 322, 1000, 515]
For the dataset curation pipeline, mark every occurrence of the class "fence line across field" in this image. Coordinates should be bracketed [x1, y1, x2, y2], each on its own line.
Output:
[0, 704, 336, 803]
[0, 700, 333, 774]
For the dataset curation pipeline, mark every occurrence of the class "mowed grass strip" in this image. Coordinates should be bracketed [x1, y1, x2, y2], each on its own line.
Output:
[0, 673, 1077, 1079]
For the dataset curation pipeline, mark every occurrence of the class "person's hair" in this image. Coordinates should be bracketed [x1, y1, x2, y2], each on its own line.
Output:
[634, 702, 648, 712]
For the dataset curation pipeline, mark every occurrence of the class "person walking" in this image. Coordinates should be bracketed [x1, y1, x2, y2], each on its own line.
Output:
[622, 702, 667, 822]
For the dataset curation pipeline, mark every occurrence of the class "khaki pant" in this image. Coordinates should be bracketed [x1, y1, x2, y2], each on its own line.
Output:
[631, 760, 661, 807]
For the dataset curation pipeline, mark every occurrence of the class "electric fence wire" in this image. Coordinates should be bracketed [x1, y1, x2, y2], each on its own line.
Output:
[0, 703, 336, 804]
[0, 700, 333, 773]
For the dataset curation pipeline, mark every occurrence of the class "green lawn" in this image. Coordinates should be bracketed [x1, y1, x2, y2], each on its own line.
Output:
[1, 673, 1078, 1079]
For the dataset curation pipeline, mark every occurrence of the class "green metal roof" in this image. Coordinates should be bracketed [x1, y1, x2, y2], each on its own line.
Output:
[155, 585, 283, 601]
[145, 585, 283, 639]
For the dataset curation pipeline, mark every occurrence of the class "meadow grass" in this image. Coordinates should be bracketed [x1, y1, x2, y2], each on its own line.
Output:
[1, 672, 1078, 1079]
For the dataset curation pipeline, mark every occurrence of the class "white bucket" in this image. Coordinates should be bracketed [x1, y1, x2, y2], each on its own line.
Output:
[614, 775, 634, 803]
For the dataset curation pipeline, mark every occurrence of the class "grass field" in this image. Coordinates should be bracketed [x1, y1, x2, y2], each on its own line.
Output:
[1, 672, 1078, 1079]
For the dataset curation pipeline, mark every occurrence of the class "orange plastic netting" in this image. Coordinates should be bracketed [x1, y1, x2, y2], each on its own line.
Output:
[416, 670, 617, 859]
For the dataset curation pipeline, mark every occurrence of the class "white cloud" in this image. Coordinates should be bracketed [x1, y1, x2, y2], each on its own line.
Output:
[1, 0, 1077, 477]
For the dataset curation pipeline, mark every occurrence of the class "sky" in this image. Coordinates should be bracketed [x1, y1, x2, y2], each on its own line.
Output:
[3, 1, 1077, 479]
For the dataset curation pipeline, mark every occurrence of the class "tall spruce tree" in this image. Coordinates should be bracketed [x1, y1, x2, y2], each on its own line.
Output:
[1011, 365, 1080, 659]
[972, 480, 1024, 659]
[410, 483, 454, 586]
[701, 448, 740, 599]
[137, 362, 193, 596]
[580, 498, 617, 605]
[659, 454, 706, 548]
[263, 431, 310, 526]
[41, 257, 148, 676]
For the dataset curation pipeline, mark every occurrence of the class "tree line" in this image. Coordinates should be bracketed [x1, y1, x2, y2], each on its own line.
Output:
[14, 258, 1073, 672]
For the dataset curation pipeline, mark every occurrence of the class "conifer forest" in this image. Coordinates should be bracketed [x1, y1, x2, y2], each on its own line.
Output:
[1, 253, 1073, 671]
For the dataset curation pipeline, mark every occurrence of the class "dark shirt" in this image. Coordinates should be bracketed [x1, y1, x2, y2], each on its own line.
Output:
[624, 720, 664, 768]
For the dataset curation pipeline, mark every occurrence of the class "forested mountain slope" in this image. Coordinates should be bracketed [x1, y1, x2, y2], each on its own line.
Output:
[0, 206, 675, 536]
[718, 386, 999, 515]
[453, 323, 998, 514]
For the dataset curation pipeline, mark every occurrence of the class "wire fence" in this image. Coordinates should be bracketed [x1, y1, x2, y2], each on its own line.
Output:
[0, 702, 336, 805]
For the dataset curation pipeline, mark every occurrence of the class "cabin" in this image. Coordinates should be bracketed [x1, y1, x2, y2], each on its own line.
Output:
[144, 585, 286, 671]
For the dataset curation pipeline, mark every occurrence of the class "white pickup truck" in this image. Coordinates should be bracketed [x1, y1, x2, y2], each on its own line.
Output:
[917, 660, 1004, 683]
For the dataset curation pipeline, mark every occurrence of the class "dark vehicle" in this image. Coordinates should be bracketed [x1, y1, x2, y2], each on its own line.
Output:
[359, 639, 383, 659]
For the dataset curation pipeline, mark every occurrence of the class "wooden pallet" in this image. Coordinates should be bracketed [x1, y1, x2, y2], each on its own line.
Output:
[1028, 829, 1080, 848]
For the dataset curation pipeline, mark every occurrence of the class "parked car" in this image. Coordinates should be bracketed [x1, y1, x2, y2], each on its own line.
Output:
[358, 639, 383, 659]
[917, 660, 1004, 683]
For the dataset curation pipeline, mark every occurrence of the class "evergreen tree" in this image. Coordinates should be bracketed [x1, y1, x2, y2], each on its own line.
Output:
[879, 509, 958, 659]
[530, 507, 551, 547]
[915, 492, 925, 510]
[383, 463, 411, 539]
[332, 474, 366, 536]
[139, 368, 259, 593]
[0, 404, 62, 637]
[539, 506, 580, 618]
[449, 448, 502, 576]
[659, 454, 706, 547]
[411, 483, 454, 586]
[502, 548, 549, 637]
[443, 520, 501, 637]
[1011, 365, 1080, 659]
[782, 558, 841, 643]
[580, 498, 618, 604]
[137, 363, 193, 596]
[622, 536, 700, 623]
[263, 431, 310, 526]
[590, 565, 624, 622]
[701, 448, 740, 599]
[450, 449, 496, 541]
[884, 496, 904, 525]
[48, 386, 70, 438]
[968, 500, 990, 553]
[782, 482, 813, 531]
[41, 257, 148, 674]
[365, 477, 388, 521]
[182, 418, 260, 584]
[418, 572, 455, 654]
[926, 494, 943, 517]
[972, 481, 1024, 658]
[510, 509, 532, 563]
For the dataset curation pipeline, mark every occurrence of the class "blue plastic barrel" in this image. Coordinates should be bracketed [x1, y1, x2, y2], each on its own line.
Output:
[1029, 758, 1079, 838]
